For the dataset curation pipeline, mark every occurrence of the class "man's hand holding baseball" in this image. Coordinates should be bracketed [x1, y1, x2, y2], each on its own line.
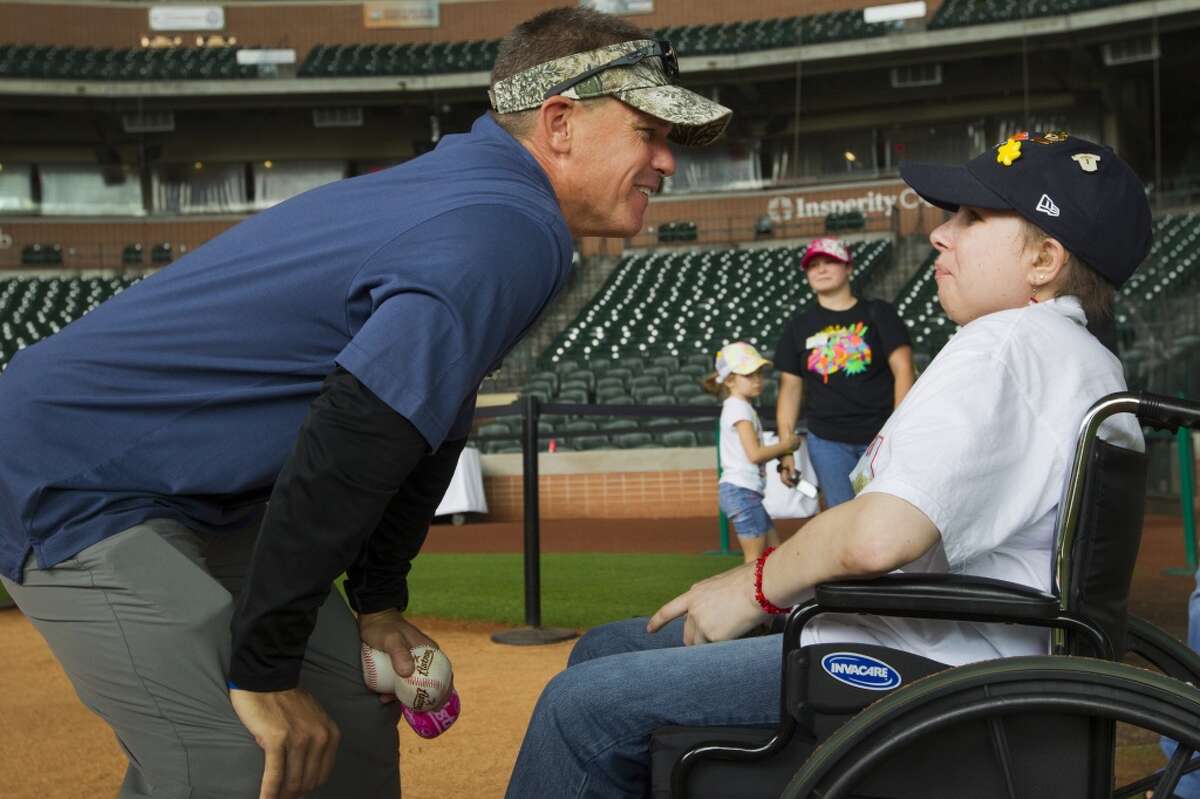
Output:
[229, 686, 340, 799]
[358, 608, 452, 709]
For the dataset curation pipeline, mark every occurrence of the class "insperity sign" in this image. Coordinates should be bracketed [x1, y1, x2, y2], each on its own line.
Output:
[766, 186, 929, 224]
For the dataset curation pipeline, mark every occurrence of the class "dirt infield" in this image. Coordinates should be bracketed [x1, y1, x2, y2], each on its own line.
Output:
[0, 514, 1194, 798]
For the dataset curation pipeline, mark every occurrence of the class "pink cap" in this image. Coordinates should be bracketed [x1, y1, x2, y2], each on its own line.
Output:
[402, 688, 460, 739]
[800, 237, 852, 270]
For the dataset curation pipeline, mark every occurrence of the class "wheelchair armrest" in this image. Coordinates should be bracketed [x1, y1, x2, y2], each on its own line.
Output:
[813, 573, 1059, 621]
[1126, 615, 1200, 685]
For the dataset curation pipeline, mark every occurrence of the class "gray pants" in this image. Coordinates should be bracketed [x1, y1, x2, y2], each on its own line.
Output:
[0, 518, 400, 798]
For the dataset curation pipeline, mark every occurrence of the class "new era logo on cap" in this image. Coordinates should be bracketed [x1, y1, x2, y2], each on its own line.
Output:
[1036, 193, 1060, 218]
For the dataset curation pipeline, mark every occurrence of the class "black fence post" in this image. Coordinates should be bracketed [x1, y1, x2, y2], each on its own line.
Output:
[491, 394, 578, 646]
[522, 392, 542, 626]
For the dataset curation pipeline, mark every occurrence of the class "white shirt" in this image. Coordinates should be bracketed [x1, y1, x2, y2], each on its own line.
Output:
[805, 297, 1144, 666]
[719, 396, 766, 493]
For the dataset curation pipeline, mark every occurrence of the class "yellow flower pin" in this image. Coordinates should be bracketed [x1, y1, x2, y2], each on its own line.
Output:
[996, 138, 1022, 166]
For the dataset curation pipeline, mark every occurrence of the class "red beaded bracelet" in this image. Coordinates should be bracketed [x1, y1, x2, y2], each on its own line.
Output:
[754, 547, 789, 615]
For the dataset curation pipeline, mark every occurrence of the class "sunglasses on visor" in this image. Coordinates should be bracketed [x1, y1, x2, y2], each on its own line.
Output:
[543, 40, 679, 100]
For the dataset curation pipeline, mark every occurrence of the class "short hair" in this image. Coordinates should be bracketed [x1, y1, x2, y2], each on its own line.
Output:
[1021, 220, 1116, 322]
[489, 8, 648, 139]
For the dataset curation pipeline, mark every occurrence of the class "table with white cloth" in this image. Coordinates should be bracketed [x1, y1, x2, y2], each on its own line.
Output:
[434, 446, 488, 522]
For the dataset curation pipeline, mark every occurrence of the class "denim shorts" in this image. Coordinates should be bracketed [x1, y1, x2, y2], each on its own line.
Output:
[718, 482, 772, 538]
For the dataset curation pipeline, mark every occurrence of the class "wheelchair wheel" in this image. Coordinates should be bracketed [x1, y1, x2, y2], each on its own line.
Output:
[779, 656, 1200, 799]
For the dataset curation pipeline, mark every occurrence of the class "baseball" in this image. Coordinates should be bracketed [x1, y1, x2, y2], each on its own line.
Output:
[361, 644, 454, 712]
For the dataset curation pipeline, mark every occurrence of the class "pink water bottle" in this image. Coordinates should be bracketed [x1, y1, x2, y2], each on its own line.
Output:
[401, 688, 461, 738]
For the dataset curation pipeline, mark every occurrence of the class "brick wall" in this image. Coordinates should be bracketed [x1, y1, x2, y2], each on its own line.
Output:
[0, 218, 239, 270]
[482, 468, 717, 521]
[0, 0, 943, 53]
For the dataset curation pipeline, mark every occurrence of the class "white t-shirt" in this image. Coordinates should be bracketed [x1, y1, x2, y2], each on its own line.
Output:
[803, 297, 1144, 666]
[719, 396, 767, 493]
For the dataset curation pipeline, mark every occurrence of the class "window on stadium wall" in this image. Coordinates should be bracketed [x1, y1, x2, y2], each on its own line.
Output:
[252, 160, 348, 211]
[39, 164, 144, 216]
[152, 163, 252, 215]
[661, 141, 763, 194]
[767, 129, 878, 185]
[0, 163, 35, 214]
[884, 122, 985, 167]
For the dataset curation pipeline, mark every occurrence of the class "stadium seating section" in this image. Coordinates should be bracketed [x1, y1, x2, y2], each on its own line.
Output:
[0, 44, 257, 80]
[5, 213, 1198, 453]
[0, 275, 141, 371]
[296, 12, 903, 78]
[21, 243, 63, 266]
[299, 40, 500, 77]
[1117, 212, 1200, 392]
[1, 1, 1148, 82]
[930, 0, 1141, 28]
[470, 240, 891, 453]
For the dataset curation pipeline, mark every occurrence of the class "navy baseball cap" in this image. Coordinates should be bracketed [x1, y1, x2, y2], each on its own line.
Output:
[900, 132, 1152, 287]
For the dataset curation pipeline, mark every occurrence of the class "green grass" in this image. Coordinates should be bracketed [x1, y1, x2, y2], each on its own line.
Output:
[400, 553, 742, 630]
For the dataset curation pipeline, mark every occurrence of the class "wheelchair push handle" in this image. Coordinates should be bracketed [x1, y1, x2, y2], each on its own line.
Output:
[1137, 392, 1200, 432]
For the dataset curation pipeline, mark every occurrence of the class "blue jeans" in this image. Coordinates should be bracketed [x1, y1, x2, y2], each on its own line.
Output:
[719, 482, 772, 537]
[806, 432, 868, 508]
[1160, 568, 1200, 797]
[505, 618, 781, 798]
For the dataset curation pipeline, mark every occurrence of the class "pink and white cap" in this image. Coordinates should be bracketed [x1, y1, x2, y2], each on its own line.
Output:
[715, 341, 771, 382]
[800, 237, 852, 270]
[402, 688, 461, 739]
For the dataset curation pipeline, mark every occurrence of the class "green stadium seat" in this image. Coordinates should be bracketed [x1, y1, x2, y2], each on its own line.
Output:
[596, 385, 629, 402]
[632, 385, 664, 402]
[642, 366, 670, 381]
[650, 355, 680, 370]
[557, 389, 589, 404]
[659, 430, 698, 448]
[614, 432, 656, 449]
[559, 378, 591, 395]
[571, 434, 611, 451]
[478, 422, 511, 437]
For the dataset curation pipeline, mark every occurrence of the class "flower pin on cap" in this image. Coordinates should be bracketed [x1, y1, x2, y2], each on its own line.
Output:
[996, 138, 1023, 167]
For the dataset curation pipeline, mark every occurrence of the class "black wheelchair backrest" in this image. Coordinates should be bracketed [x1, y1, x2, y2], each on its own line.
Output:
[1057, 439, 1146, 656]
[1052, 392, 1200, 656]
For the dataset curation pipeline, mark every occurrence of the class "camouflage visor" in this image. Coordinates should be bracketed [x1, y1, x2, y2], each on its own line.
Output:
[488, 39, 732, 147]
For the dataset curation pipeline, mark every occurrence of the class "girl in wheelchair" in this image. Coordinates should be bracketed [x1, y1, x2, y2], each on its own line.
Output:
[505, 133, 1152, 799]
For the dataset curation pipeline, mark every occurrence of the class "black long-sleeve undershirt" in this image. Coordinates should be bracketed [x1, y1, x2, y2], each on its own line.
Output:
[229, 366, 466, 691]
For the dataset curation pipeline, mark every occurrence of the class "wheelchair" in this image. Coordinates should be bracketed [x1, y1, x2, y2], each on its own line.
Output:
[650, 392, 1200, 799]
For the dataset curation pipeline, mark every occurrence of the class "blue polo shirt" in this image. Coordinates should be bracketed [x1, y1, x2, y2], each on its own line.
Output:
[0, 114, 573, 582]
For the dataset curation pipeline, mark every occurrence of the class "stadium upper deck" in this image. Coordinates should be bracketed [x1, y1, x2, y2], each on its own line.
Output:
[0, 0, 1197, 268]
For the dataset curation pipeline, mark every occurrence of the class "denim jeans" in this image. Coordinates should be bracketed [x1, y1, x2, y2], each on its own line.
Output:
[718, 482, 772, 537]
[505, 617, 781, 799]
[1160, 567, 1200, 797]
[805, 432, 868, 508]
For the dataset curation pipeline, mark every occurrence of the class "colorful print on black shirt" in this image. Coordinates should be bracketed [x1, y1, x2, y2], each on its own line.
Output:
[775, 299, 911, 445]
[807, 322, 873, 383]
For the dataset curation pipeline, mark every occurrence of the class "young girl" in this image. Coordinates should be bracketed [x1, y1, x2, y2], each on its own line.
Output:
[705, 341, 799, 562]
